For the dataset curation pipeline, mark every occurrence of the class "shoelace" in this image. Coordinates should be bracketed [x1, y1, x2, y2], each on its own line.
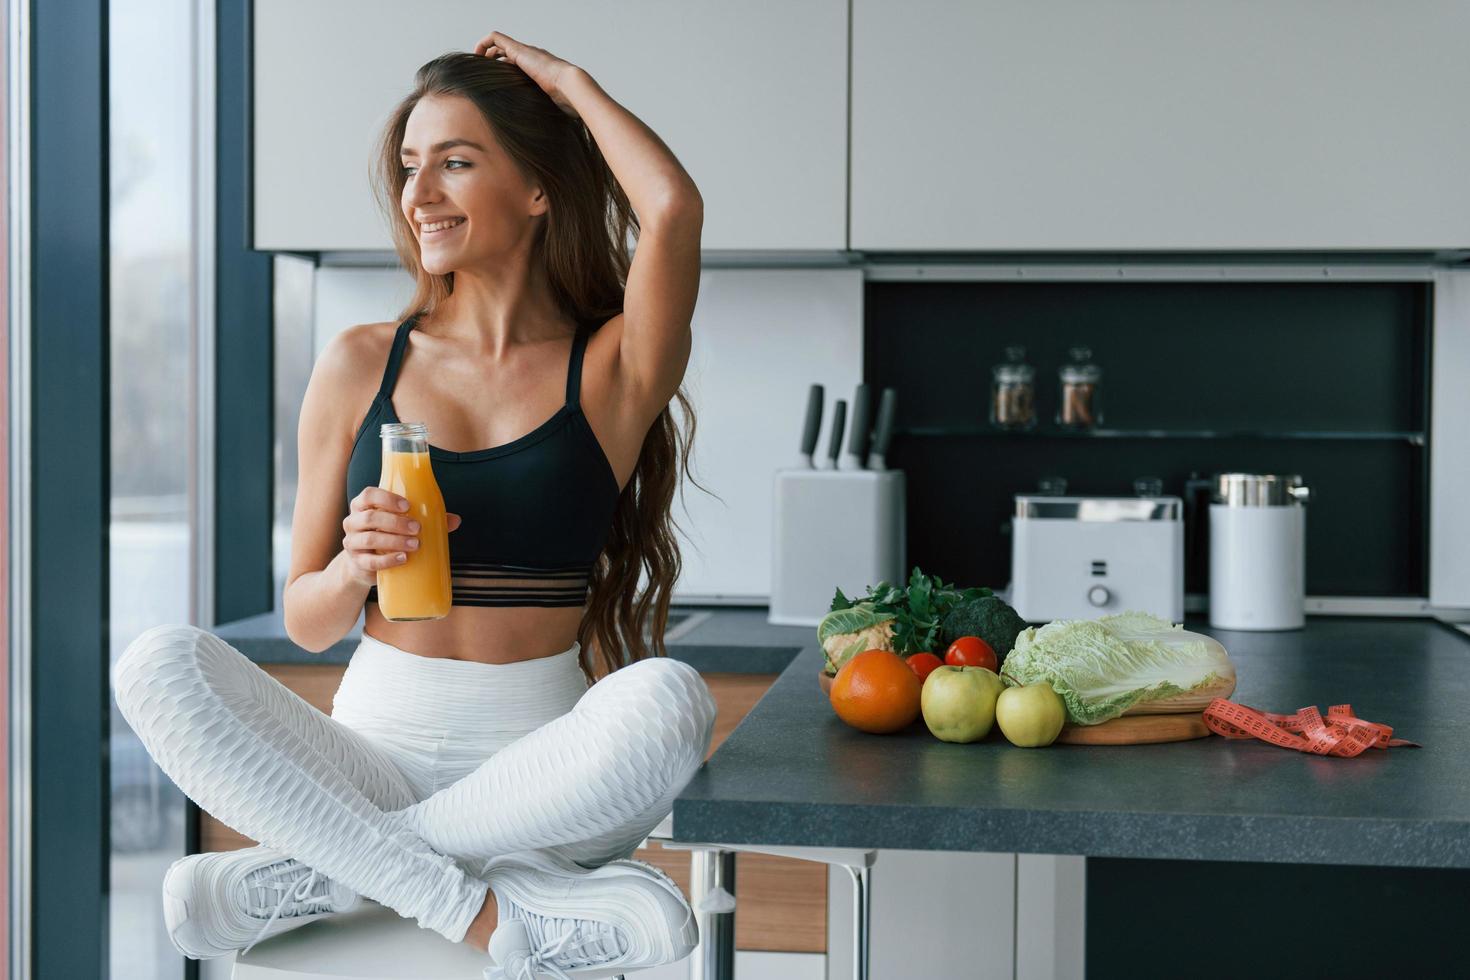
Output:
[241, 863, 335, 956]
[478, 856, 697, 940]
[484, 861, 696, 980]
[476, 858, 693, 940]
[497, 911, 628, 980]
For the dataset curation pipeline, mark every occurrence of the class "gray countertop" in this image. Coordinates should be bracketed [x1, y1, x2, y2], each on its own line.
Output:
[214, 605, 807, 675]
[669, 617, 1470, 870]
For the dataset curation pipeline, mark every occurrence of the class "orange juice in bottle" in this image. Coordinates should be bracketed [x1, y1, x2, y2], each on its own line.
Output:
[375, 422, 452, 621]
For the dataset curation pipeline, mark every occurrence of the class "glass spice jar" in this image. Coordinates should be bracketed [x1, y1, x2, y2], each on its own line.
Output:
[990, 345, 1036, 430]
[1037, 475, 1069, 497]
[1057, 346, 1102, 430]
[1133, 476, 1164, 498]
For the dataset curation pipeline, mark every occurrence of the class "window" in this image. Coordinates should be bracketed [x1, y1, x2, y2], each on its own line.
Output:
[273, 254, 314, 602]
[108, 0, 195, 975]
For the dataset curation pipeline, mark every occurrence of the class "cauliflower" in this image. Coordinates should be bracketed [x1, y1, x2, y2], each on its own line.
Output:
[819, 618, 896, 676]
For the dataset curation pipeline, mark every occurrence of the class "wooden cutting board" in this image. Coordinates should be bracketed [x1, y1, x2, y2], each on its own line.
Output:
[1056, 711, 1210, 745]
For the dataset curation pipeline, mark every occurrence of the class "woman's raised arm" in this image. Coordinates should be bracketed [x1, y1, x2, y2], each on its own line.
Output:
[475, 31, 703, 412]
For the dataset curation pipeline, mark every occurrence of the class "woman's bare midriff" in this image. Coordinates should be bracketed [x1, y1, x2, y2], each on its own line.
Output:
[364, 602, 587, 664]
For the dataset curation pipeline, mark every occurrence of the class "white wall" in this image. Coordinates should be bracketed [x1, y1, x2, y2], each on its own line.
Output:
[670, 268, 862, 600]
[312, 266, 418, 361]
[1430, 268, 1470, 610]
[311, 264, 863, 601]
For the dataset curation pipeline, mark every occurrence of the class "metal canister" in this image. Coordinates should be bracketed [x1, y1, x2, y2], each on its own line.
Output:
[1208, 473, 1311, 630]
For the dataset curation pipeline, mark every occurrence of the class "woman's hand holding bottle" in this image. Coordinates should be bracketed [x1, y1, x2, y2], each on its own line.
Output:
[342, 488, 460, 589]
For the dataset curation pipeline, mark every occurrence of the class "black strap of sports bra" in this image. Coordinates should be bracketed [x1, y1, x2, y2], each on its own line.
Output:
[376, 314, 418, 400]
[565, 320, 589, 410]
[381, 312, 588, 407]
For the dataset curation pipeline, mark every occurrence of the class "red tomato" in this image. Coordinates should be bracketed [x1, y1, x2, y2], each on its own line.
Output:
[944, 636, 998, 672]
[905, 652, 944, 683]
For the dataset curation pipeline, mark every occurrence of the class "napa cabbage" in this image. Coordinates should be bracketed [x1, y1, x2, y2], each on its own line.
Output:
[1000, 611, 1236, 725]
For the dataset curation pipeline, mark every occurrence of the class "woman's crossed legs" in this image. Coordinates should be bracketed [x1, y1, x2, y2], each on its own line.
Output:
[111, 623, 719, 944]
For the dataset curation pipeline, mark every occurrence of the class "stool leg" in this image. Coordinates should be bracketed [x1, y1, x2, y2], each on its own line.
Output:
[689, 849, 736, 980]
[845, 864, 872, 980]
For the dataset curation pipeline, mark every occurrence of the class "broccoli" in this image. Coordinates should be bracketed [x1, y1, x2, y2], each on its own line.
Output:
[939, 596, 1029, 666]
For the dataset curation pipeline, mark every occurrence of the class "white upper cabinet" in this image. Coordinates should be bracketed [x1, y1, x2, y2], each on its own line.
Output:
[253, 0, 848, 252]
[850, 0, 1470, 251]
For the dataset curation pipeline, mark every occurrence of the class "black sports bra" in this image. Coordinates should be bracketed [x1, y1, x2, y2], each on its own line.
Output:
[345, 313, 621, 608]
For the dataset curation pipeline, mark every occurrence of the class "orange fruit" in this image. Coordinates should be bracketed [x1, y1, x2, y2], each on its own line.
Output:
[829, 649, 923, 734]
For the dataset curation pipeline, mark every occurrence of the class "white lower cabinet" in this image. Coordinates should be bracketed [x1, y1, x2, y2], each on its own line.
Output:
[625, 950, 826, 979]
[826, 850, 1084, 980]
[1015, 855, 1086, 980]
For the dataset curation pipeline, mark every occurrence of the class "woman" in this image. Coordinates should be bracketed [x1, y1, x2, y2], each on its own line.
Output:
[113, 31, 716, 980]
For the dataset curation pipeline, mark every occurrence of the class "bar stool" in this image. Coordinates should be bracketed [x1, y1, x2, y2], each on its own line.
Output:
[229, 817, 876, 980]
[229, 900, 488, 979]
[647, 813, 877, 980]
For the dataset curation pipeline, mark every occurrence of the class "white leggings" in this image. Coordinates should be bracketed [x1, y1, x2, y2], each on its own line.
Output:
[112, 624, 719, 944]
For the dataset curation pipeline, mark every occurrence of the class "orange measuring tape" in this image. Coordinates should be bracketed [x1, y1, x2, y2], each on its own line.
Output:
[1202, 698, 1421, 757]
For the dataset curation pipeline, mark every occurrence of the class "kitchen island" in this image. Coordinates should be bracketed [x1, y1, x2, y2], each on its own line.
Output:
[213, 609, 1468, 973]
[670, 617, 1470, 975]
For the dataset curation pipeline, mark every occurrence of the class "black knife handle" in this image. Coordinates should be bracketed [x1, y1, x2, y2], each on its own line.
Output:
[870, 387, 898, 459]
[800, 384, 824, 456]
[826, 399, 847, 464]
[847, 384, 873, 460]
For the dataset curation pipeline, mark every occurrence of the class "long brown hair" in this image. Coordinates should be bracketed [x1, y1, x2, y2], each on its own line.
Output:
[370, 51, 709, 685]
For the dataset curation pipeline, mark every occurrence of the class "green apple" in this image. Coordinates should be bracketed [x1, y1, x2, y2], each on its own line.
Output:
[921, 665, 1005, 743]
[995, 683, 1067, 747]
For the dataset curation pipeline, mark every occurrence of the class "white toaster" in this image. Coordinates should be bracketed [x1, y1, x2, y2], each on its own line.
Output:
[1010, 494, 1184, 623]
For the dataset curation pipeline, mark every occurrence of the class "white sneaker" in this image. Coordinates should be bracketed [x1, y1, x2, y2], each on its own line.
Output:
[481, 850, 697, 980]
[161, 845, 360, 959]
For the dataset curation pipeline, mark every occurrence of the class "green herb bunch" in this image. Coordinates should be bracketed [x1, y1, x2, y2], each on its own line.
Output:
[829, 567, 992, 655]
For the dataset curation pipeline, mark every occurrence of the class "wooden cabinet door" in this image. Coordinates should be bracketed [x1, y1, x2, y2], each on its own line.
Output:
[254, 0, 848, 252]
[199, 663, 825, 953]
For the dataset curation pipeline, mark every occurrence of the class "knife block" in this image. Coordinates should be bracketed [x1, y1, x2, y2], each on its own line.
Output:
[768, 468, 906, 627]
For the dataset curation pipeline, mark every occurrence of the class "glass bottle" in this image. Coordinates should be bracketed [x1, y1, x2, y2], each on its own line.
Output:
[1057, 346, 1102, 430]
[990, 345, 1036, 431]
[375, 422, 452, 621]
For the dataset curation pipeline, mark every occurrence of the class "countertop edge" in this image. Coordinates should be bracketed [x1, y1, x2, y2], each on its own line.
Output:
[668, 799, 1470, 869]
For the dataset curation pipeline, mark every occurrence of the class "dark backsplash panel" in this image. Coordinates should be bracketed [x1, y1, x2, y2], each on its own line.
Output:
[864, 280, 1431, 597]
